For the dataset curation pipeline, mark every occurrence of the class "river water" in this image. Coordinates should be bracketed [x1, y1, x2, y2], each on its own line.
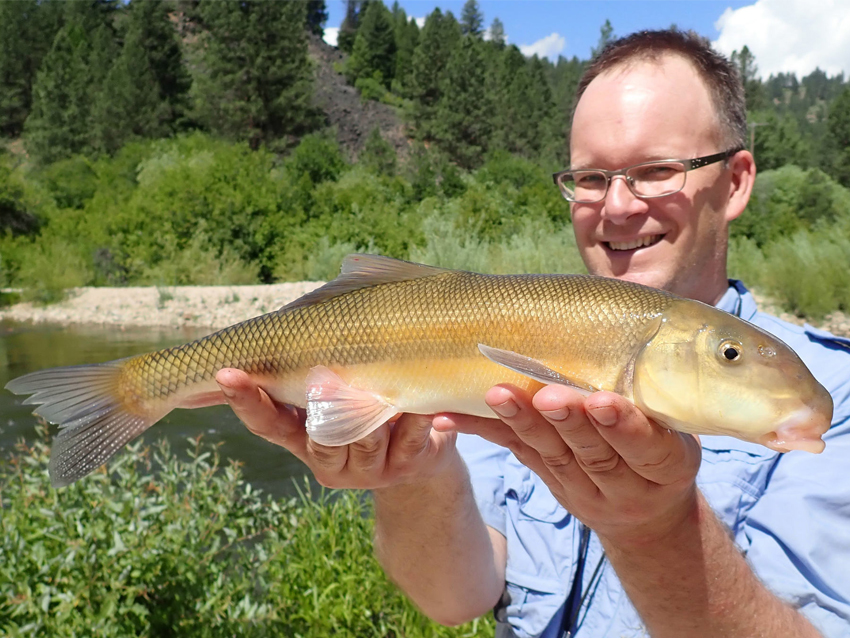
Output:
[0, 321, 310, 498]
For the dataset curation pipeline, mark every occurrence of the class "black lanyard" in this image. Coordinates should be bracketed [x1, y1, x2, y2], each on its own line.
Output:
[559, 525, 606, 638]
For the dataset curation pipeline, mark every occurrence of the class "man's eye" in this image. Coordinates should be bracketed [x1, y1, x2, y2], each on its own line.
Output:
[575, 173, 605, 186]
[632, 165, 678, 181]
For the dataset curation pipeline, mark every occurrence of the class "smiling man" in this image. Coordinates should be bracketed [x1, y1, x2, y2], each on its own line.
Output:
[215, 29, 850, 638]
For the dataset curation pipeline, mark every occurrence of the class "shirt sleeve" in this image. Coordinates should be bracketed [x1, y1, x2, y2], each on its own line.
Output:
[456, 433, 509, 537]
[740, 414, 850, 636]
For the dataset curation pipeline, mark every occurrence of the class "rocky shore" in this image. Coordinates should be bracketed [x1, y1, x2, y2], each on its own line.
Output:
[0, 283, 848, 338]
[0, 283, 324, 330]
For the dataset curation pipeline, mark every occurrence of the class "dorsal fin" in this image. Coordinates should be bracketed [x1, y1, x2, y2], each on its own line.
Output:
[280, 254, 453, 312]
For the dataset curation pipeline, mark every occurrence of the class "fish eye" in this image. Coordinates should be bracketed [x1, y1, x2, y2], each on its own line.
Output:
[718, 340, 743, 363]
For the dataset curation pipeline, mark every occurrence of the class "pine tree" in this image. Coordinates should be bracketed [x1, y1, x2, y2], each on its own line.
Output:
[193, 0, 316, 148]
[731, 46, 767, 112]
[0, 1, 64, 138]
[123, 0, 191, 129]
[24, 26, 97, 162]
[92, 20, 161, 153]
[347, 1, 397, 88]
[410, 8, 461, 138]
[488, 17, 505, 47]
[305, 0, 328, 36]
[24, 1, 119, 162]
[827, 87, 850, 186]
[460, 0, 484, 38]
[435, 36, 491, 168]
[591, 19, 614, 57]
[751, 110, 811, 171]
[391, 7, 418, 95]
[338, 0, 370, 54]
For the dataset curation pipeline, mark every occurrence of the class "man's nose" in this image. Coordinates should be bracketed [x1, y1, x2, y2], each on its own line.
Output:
[602, 176, 645, 222]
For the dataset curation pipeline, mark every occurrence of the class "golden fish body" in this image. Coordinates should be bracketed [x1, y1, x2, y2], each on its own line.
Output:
[6, 255, 833, 487]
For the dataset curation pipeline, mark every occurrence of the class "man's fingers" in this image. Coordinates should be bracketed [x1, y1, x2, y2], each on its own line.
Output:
[434, 412, 521, 453]
[583, 392, 702, 486]
[389, 413, 436, 458]
[347, 422, 391, 475]
[486, 385, 577, 470]
[216, 368, 308, 461]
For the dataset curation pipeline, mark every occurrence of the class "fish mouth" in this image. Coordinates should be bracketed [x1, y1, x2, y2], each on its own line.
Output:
[604, 234, 664, 252]
[757, 405, 830, 454]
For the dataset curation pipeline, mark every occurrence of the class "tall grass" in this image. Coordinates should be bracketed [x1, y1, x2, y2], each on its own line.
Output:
[410, 213, 586, 274]
[729, 227, 850, 318]
[0, 428, 493, 638]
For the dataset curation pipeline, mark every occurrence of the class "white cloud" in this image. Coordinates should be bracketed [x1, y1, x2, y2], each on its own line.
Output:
[519, 33, 565, 61]
[323, 27, 339, 47]
[415, 17, 426, 28]
[712, 0, 850, 78]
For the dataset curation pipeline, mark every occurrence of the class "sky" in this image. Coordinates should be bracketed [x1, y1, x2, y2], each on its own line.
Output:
[323, 0, 850, 79]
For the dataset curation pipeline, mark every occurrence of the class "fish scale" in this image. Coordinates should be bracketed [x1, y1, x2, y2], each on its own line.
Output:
[6, 254, 832, 487]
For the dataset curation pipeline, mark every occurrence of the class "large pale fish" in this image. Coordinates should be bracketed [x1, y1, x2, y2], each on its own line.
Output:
[6, 255, 833, 487]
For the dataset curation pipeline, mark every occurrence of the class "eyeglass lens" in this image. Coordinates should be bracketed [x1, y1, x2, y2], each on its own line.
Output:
[559, 162, 687, 202]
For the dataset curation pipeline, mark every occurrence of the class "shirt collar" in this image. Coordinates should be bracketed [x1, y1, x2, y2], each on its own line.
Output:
[715, 279, 759, 321]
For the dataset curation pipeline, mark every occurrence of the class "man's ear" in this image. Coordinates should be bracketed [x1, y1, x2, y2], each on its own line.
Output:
[724, 150, 756, 223]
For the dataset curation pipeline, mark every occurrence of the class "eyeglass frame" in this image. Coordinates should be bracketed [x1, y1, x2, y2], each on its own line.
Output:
[551, 148, 744, 204]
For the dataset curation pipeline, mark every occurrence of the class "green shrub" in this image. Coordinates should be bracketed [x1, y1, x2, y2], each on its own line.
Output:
[355, 75, 388, 103]
[14, 237, 93, 304]
[0, 428, 493, 637]
[732, 165, 850, 246]
[410, 213, 585, 275]
[138, 232, 260, 286]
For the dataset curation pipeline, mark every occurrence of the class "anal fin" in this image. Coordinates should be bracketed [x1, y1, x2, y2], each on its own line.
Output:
[478, 344, 598, 396]
[305, 366, 398, 446]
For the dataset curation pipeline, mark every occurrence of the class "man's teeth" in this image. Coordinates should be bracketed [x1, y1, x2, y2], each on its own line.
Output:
[607, 235, 662, 251]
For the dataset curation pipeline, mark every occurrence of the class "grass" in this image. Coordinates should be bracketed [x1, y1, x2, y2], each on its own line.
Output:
[0, 427, 495, 638]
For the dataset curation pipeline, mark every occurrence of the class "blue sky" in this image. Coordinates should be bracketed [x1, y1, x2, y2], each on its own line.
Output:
[323, 0, 850, 79]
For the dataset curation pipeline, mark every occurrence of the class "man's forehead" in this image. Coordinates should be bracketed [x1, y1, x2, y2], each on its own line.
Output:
[569, 54, 722, 161]
[582, 54, 710, 106]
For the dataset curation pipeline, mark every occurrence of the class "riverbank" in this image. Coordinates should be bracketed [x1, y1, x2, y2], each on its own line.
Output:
[0, 283, 324, 330]
[1, 282, 849, 337]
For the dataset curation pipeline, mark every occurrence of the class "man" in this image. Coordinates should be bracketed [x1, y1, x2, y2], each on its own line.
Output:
[215, 30, 850, 637]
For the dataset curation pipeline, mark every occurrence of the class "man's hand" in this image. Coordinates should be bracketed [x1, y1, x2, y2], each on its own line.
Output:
[215, 368, 458, 490]
[434, 383, 703, 545]
[216, 368, 503, 624]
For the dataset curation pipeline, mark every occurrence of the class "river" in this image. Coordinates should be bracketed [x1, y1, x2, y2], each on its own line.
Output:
[0, 321, 311, 498]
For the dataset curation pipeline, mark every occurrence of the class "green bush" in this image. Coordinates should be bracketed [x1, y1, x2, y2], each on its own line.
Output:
[732, 165, 850, 246]
[0, 428, 493, 637]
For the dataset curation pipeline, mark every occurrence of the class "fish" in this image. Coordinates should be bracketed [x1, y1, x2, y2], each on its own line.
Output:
[6, 254, 833, 487]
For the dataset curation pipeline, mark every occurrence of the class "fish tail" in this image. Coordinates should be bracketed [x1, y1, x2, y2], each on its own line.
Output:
[6, 361, 163, 487]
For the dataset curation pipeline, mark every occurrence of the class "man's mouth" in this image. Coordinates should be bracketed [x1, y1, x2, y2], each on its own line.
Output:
[605, 234, 663, 251]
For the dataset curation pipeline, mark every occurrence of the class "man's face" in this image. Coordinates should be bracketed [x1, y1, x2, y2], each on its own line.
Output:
[569, 55, 739, 303]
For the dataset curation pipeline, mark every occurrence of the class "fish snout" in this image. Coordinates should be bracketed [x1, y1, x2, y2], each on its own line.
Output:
[757, 390, 833, 454]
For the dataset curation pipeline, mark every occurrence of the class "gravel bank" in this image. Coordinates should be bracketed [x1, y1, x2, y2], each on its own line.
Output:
[1, 283, 848, 338]
[0, 283, 324, 330]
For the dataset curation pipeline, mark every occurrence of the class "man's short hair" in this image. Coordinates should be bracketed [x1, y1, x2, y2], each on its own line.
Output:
[574, 29, 747, 151]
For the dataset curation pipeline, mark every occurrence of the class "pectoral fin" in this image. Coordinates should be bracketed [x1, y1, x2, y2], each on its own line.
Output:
[478, 344, 598, 395]
[305, 366, 398, 446]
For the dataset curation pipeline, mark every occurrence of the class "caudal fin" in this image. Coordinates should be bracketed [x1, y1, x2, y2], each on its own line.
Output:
[6, 362, 157, 487]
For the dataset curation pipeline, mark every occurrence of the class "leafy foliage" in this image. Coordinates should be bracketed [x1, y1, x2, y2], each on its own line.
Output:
[0, 428, 493, 637]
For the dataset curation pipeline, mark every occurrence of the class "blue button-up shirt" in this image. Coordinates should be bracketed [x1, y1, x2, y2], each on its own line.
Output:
[457, 281, 850, 638]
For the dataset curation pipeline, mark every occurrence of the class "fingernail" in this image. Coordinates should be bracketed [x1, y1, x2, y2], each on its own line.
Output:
[491, 399, 518, 418]
[541, 407, 569, 421]
[588, 405, 617, 426]
[218, 383, 236, 400]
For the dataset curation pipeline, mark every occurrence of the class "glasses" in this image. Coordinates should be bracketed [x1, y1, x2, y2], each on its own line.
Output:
[552, 148, 742, 203]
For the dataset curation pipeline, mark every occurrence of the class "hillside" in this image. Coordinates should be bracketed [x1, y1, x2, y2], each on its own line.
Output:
[307, 34, 409, 162]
